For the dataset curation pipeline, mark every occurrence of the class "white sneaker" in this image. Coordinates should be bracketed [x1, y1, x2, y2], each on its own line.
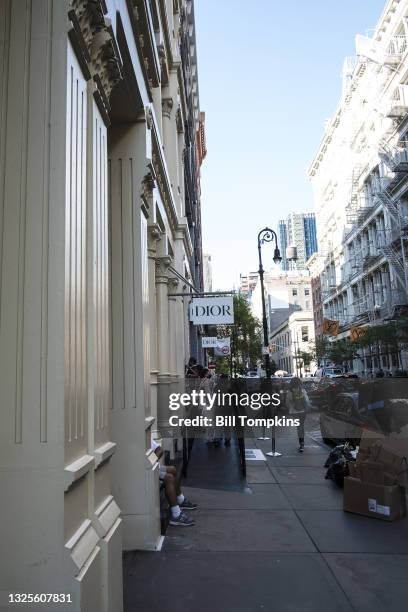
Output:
[169, 511, 194, 526]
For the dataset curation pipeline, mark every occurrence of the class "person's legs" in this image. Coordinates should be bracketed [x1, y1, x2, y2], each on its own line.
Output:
[164, 466, 197, 510]
[163, 473, 178, 509]
[297, 412, 306, 451]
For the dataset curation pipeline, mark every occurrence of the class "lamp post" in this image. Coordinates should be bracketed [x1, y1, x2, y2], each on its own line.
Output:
[258, 227, 282, 377]
[257, 228, 282, 444]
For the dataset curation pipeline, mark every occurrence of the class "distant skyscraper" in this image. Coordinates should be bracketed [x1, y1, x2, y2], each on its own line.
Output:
[239, 271, 259, 295]
[278, 212, 318, 270]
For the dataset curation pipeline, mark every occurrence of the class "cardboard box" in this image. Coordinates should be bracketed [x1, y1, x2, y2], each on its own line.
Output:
[348, 461, 361, 480]
[357, 429, 408, 487]
[359, 460, 395, 486]
[343, 476, 406, 521]
[373, 442, 408, 488]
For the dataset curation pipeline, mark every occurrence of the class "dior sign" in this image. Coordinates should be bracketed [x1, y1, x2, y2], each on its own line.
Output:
[189, 297, 234, 325]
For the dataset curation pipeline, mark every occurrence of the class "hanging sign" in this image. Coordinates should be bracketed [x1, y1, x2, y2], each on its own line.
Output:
[202, 336, 218, 348]
[214, 337, 231, 357]
[189, 297, 234, 325]
[323, 318, 340, 337]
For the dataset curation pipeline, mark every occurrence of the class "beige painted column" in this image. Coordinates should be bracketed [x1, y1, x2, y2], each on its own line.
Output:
[109, 123, 161, 552]
[151, 87, 162, 139]
[147, 223, 161, 439]
[156, 256, 172, 377]
[155, 255, 175, 450]
[162, 96, 177, 189]
[168, 278, 179, 378]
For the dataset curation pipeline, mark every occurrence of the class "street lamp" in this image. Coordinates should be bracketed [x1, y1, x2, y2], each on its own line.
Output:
[257, 228, 282, 447]
[257, 227, 282, 379]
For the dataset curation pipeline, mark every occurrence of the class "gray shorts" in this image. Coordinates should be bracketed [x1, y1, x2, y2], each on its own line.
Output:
[159, 465, 167, 480]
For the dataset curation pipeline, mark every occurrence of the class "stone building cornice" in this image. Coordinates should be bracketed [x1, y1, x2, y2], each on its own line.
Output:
[127, 0, 161, 93]
[148, 115, 179, 236]
[68, 0, 123, 124]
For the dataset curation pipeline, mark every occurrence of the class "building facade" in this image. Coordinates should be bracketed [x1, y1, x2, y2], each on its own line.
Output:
[0, 1, 205, 610]
[251, 270, 312, 330]
[306, 252, 325, 340]
[309, 0, 408, 375]
[269, 311, 316, 376]
[239, 271, 259, 295]
[278, 212, 318, 271]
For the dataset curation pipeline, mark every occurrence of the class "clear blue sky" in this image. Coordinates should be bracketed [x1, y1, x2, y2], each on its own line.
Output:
[194, 0, 386, 289]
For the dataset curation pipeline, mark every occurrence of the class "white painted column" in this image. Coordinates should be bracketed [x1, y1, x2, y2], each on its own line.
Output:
[168, 278, 179, 378]
[151, 86, 162, 139]
[109, 123, 161, 552]
[156, 256, 172, 377]
[162, 96, 178, 192]
[147, 224, 161, 437]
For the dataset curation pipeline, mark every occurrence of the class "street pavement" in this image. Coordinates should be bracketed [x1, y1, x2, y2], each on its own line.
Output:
[123, 418, 408, 612]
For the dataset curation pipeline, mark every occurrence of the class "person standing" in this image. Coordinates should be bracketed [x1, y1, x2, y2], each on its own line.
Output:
[199, 368, 218, 445]
[285, 377, 311, 452]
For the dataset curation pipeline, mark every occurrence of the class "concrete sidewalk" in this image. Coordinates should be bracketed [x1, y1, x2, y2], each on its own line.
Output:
[123, 425, 408, 612]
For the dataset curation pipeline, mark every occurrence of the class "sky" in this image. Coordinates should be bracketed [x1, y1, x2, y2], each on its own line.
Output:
[194, 0, 386, 289]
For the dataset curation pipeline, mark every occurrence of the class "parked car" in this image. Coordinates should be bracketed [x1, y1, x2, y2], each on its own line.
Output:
[246, 371, 259, 378]
[319, 378, 408, 444]
[300, 377, 318, 396]
[308, 375, 359, 409]
[314, 366, 344, 379]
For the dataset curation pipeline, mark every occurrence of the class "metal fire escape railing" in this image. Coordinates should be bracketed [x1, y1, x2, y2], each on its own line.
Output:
[346, 164, 363, 225]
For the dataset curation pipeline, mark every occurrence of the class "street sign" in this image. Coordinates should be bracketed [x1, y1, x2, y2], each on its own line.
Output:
[189, 297, 234, 325]
[214, 337, 231, 357]
[323, 318, 340, 337]
[202, 336, 218, 348]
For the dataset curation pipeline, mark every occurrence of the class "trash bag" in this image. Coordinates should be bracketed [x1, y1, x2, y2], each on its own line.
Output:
[325, 457, 349, 487]
[324, 443, 355, 468]
[324, 443, 355, 488]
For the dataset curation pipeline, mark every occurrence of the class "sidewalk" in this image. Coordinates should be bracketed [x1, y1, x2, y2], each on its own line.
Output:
[123, 423, 408, 612]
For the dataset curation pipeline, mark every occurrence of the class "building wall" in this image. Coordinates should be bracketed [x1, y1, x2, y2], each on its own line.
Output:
[270, 311, 316, 375]
[251, 270, 312, 327]
[309, 0, 408, 375]
[0, 1, 205, 609]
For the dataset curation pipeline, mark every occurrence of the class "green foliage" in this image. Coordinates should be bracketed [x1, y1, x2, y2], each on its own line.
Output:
[326, 339, 359, 365]
[353, 319, 408, 352]
[207, 294, 262, 368]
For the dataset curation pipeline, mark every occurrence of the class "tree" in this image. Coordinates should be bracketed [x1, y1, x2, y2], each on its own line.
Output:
[207, 294, 263, 372]
[307, 336, 358, 367]
[326, 339, 359, 365]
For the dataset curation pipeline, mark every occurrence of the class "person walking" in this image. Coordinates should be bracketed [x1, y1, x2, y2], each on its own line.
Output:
[199, 368, 218, 445]
[285, 377, 311, 452]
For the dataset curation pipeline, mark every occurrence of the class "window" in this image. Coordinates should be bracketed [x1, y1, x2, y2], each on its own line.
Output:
[304, 288, 310, 296]
[292, 289, 298, 296]
[301, 326, 309, 342]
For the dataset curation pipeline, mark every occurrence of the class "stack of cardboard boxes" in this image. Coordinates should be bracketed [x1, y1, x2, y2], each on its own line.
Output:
[344, 429, 408, 522]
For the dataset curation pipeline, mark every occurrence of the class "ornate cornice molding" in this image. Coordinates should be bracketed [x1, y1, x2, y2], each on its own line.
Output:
[158, 43, 169, 85]
[128, 0, 160, 90]
[162, 97, 174, 119]
[155, 255, 172, 281]
[176, 107, 184, 134]
[141, 172, 155, 216]
[68, 1, 123, 124]
[168, 277, 180, 293]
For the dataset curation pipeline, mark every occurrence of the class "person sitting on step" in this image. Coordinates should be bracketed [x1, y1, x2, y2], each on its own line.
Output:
[151, 438, 197, 526]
